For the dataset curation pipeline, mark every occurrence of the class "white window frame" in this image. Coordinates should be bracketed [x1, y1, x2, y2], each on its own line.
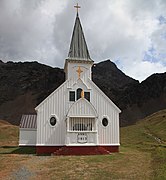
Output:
[68, 117, 96, 132]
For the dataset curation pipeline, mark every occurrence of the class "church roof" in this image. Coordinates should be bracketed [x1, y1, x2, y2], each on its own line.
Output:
[68, 13, 92, 61]
[20, 114, 37, 129]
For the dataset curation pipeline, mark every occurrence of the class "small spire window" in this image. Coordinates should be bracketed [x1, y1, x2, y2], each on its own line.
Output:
[84, 92, 90, 102]
[77, 88, 82, 100]
[76, 88, 90, 102]
[69, 91, 75, 102]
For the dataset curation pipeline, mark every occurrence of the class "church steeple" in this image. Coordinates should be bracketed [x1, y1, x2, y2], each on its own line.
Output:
[64, 5, 93, 81]
[68, 10, 92, 61]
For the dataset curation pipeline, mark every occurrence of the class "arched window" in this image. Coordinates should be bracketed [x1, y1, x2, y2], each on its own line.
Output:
[77, 88, 82, 100]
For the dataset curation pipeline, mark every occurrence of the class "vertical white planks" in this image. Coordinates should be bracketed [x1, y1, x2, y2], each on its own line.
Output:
[37, 81, 69, 145]
[88, 80, 120, 145]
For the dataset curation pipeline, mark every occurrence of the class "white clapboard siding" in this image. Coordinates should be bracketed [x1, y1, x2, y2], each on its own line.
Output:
[87, 79, 120, 145]
[19, 129, 36, 146]
[36, 80, 69, 145]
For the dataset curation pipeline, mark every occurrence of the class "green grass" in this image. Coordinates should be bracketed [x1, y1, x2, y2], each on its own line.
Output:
[142, 109, 166, 142]
[0, 121, 19, 146]
[0, 146, 36, 154]
[0, 110, 166, 179]
[120, 109, 166, 179]
[152, 146, 166, 179]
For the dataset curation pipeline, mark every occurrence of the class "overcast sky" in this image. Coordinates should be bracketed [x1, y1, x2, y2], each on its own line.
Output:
[0, 0, 166, 81]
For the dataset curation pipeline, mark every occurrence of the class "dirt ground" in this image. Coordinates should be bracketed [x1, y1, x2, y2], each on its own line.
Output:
[0, 147, 153, 180]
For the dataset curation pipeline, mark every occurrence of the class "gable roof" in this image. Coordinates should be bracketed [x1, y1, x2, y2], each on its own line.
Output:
[20, 114, 37, 129]
[67, 98, 98, 117]
[35, 80, 69, 110]
[88, 79, 121, 113]
[68, 13, 92, 61]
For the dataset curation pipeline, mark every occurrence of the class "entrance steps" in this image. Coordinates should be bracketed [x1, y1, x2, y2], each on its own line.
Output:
[53, 146, 112, 156]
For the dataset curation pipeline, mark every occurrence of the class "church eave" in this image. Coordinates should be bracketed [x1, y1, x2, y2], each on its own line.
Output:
[66, 58, 94, 64]
[88, 79, 121, 113]
[35, 80, 69, 110]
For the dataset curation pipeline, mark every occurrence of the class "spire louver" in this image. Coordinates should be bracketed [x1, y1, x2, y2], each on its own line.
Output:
[68, 13, 92, 61]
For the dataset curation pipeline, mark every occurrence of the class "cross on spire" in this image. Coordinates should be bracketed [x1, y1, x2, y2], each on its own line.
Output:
[74, 3, 81, 13]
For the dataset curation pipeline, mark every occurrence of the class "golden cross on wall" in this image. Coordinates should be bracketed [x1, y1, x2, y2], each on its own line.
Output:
[76, 66, 83, 79]
[74, 3, 81, 13]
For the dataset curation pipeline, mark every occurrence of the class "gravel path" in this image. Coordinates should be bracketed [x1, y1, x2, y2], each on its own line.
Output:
[11, 166, 35, 180]
[8, 156, 51, 180]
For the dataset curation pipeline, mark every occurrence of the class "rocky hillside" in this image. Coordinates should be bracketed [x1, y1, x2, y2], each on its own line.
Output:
[0, 60, 64, 124]
[0, 59, 166, 126]
[92, 60, 166, 126]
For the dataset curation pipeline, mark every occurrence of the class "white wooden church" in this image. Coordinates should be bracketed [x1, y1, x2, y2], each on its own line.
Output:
[19, 8, 121, 155]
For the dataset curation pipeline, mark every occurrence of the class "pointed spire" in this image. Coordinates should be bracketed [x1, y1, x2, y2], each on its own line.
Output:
[68, 12, 92, 61]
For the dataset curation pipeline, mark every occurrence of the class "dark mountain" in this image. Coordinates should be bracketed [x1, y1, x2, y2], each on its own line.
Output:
[0, 60, 166, 126]
[93, 60, 166, 126]
[92, 60, 139, 106]
[0, 61, 65, 124]
[120, 72, 166, 125]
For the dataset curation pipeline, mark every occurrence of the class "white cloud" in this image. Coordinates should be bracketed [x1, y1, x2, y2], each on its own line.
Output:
[0, 0, 166, 81]
[119, 59, 166, 81]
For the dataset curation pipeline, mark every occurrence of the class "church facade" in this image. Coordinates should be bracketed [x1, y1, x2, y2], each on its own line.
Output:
[19, 12, 121, 155]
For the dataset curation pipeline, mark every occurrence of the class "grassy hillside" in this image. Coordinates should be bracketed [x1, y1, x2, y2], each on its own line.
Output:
[0, 120, 19, 146]
[0, 111, 166, 179]
[121, 109, 166, 146]
[121, 109, 166, 179]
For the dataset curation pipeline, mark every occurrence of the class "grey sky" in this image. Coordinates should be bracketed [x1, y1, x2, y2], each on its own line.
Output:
[0, 0, 166, 81]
